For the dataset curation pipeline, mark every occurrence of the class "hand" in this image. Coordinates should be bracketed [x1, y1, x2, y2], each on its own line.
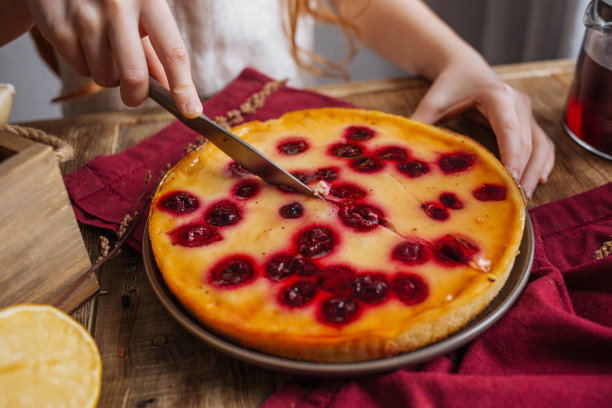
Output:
[25, 0, 202, 118]
[411, 59, 555, 198]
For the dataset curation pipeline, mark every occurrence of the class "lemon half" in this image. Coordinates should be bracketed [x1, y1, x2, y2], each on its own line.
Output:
[0, 304, 102, 408]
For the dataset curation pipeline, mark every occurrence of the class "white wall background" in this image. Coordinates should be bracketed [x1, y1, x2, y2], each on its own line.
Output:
[0, 0, 587, 123]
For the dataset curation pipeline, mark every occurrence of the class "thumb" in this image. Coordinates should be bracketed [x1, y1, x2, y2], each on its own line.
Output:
[410, 88, 447, 124]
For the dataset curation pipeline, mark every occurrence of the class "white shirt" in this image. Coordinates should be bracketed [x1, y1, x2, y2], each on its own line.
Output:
[58, 0, 314, 116]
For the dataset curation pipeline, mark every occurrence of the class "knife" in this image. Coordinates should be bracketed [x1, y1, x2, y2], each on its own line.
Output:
[148, 77, 316, 198]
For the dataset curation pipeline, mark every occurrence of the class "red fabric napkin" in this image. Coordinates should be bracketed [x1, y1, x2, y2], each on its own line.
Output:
[63, 67, 354, 251]
[262, 182, 612, 408]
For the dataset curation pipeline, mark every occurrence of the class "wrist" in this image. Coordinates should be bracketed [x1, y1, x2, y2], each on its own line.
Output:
[426, 41, 491, 80]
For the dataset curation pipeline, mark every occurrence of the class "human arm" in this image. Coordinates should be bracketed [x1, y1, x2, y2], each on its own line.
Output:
[332, 0, 555, 197]
[1, 0, 202, 118]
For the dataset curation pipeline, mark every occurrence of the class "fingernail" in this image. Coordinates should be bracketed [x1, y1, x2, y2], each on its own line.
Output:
[184, 98, 202, 117]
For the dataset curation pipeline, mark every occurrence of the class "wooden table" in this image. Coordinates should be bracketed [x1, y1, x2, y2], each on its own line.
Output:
[23, 59, 612, 407]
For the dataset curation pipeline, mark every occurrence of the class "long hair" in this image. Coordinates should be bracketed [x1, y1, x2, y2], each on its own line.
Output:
[31, 0, 366, 102]
[283, 0, 364, 80]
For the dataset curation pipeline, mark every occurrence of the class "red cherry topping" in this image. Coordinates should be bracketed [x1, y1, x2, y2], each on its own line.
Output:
[345, 125, 375, 141]
[421, 202, 449, 221]
[473, 184, 507, 201]
[391, 273, 428, 305]
[397, 160, 430, 178]
[338, 201, 383, 230]
[228, 161, 251, 177]
[440, 192, 463, 209]
[292, 172, 315, 185]
[392, 240, 428, 265]
[331, 143, 362, 158]
[277, 184, 298, 193]
[278, 138, 308, 155]
[438, 152, 476, 174]
[279, 202, 304, 219]
[318, 265, 355, 296]
[297, 227, 335, 258]
[266, 253, 295, 281]
[232, 181, 259, 200]
[329, 183, 367, 200]
[351, 156, 382, 173]
[375, 146, 408, 162]
[210, 256, 256, 287]
[159, 191, 199, 214]
[351, 273, 389, 304]
[281, 280, 318, 307]
[320, 297, 360, 325]
[433, 235, 479, 265]
[169, 223, 221, 247]
[205, 200, 240, 227]
[315, 167, 338, 182]
[290, 257, 320, 276]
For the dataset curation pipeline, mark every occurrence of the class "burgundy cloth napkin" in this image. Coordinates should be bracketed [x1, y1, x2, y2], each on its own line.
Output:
[263, 182, 612, 408]
[63, 67, 353, 251]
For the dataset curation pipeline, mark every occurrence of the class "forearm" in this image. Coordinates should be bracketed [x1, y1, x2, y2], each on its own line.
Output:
[333, 0, 554, 196]
[333, 0, 487, 79]
[0, 0, 34, 46]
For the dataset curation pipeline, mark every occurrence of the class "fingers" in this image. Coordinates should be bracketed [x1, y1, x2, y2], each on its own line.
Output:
[28, 0, 200, 115]
[142, 36, 168, 88]
[477, 83, 527, 180]
[107, 1, 149, 107]
[479, 85, 555, 197]
[52, 29, 91, 78]
[75, 4, 118, 87]
[410, 87, 446, 124]
[519, 120, 555, 197]
[141, 0, 202, 118]
[511, 91, 533, 174]
[410, 76, 472, 124]
[30, 1, 91, 77]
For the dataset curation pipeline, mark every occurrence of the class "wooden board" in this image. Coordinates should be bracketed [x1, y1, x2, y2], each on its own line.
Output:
[0, 131, 95, 313]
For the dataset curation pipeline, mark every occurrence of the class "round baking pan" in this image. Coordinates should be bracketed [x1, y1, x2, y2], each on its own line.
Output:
[143, 214, 534, 377]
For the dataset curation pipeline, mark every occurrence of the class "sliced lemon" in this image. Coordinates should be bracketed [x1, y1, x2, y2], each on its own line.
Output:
[0, 304, 102, 408]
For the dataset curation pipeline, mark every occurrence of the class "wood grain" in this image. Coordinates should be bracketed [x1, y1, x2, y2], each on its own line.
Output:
[16, 59, 612, 407]
[0, 131, 93, 312]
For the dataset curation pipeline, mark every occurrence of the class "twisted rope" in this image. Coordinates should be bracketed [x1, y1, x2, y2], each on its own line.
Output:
[1, 123, 74, 163]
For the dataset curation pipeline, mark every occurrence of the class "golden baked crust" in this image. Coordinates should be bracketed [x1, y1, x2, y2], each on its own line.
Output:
[148, 108, 525, 362]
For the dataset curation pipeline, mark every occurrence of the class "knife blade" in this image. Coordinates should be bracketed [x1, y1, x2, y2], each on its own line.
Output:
[148, 77, 316, 198]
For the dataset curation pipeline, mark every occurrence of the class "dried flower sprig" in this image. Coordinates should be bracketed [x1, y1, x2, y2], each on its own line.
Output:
[117, 213, 134, 239]
[54, 168, 158, 308]
[184, 136, 206, 155]
[214, 78, 287, 129]
[595, 235, 612, 259]
[98, 236, 110, 260]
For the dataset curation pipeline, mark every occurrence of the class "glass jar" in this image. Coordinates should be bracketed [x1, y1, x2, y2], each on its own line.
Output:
[564, 0, 612, 160]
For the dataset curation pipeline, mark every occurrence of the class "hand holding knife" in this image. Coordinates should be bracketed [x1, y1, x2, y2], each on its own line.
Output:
[148, 77, 316, 198]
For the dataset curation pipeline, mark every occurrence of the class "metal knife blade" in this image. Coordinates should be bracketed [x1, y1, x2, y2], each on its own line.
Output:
[148, 77, 316, 198]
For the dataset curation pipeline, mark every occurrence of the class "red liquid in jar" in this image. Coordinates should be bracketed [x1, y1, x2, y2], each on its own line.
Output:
[565, 49, 612, 157]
